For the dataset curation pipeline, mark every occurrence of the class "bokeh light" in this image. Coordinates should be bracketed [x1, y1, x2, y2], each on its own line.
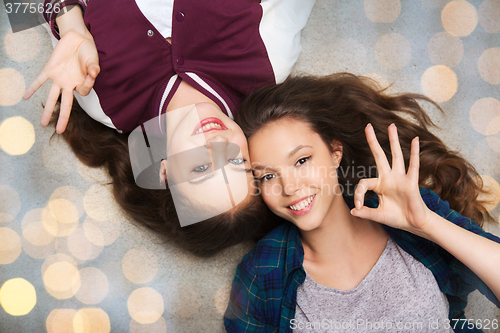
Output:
[67, 226, 103, 261]
[375, 33, 411, 70]
[478, 48, 500, 85]
[470, 98, 500, 136]
[474, 175, 500, 211]
[75, 267, 109, 305]
[83, 217, 120, 247]
[0, 116, 35, 155]
[364, 0, 401, 23]
[73, 308, 110, 333]
[421, 65, 458, 102]
[478, 0, 500, 33]
[0, 278, 36, 316]
[0, 68, 25, 106]
[0, 185, 21, 222]
[130, 317, 167, 333]
[0, 227, 22, 264]
[441, 0, 478, 36]
[42, 254, 81, 299]
[46, 309, 77, 333]
[122, 248, 158, 284]
[4, 28, 41, 62]
[128, 288, 164, 324]
[22, 209, 55, 246]
[427, 32, 464, 68]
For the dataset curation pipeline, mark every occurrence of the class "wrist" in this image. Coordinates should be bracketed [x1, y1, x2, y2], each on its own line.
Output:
[55, 5, 90, 38]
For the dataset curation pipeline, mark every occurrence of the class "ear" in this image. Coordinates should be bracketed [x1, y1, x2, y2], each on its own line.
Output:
[330, 140, 343, 168]
[159, 160, 168, 185]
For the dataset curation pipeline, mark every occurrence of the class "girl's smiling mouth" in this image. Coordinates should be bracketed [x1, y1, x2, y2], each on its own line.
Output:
[287, 194, 316, 216]
[192, 117, 228, 135]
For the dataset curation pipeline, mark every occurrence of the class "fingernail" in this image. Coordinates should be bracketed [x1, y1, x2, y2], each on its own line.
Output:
[390, 123, 396, 128]
[366, 123, 372, 128]
[355, 200, 361, 209]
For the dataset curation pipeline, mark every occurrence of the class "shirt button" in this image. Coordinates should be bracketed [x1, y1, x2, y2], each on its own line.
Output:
[147, 29, 154, 37]
[177, 57, 184, 66]
[176, 12, 185, 22]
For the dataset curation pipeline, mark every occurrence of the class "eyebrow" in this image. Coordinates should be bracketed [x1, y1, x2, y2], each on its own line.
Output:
[252, 145, 313, 171]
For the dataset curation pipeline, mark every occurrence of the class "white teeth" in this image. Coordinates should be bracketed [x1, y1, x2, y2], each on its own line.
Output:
[289, 195, 314, 211]
[195, 123, 222, 134]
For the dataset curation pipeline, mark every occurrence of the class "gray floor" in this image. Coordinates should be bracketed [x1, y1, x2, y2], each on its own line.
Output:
[1, 0, 499, 332]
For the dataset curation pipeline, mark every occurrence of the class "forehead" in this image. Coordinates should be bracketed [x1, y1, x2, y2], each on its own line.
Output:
[248, 118, 322, 162]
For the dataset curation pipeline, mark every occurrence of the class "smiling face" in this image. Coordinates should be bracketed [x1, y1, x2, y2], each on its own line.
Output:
[249, 118, 343, 231]
[163, 103, 255, 226]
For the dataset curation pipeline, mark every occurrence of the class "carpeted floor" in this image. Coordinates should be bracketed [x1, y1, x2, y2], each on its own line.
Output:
[1, 0, 499, 332]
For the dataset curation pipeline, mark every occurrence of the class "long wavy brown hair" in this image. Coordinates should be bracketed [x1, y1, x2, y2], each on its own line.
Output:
[51, 102, 279, 257]
[236, 73, 493, 226]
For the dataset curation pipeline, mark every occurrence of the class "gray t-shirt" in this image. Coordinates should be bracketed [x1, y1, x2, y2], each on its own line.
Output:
[293, 237, 453, 332]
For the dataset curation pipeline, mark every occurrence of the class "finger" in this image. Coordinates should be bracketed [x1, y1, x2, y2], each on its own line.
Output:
[23, 72, 49, 100]
[407, 136, 420, 182]
[41, 85, 61, 126]
[365, 123, 391, 174]
[350, 205, 381, 222]
[56, 89, 74, 133]
[87, 62, 100, 79]
[353, 178, 378, 210]
[75, 74, 95, 96]
[388, 124, 405, 173]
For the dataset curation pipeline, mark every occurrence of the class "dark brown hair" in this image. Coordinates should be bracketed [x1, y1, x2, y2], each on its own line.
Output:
[52, 102, 278, 257]
[236, 73, 492, 226]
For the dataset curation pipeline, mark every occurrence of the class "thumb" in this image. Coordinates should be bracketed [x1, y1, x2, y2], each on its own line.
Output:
[87, 61, 100, 79]
[350, 206, 377, 221]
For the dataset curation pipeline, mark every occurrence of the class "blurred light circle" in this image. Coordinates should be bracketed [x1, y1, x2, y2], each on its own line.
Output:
[4, 28, 41, 62]
[0, 68, 25, 106]
[129, 317, 167, 333]
[478, 0, 500, 33]
[474, 175, 500, 211]
[469, 98, 500, 135]
[0, 278, 36, 316]
[427, 32, 464, 68]
[75, 267, 109, 304]
[128, 288, 164, 324]
[83, 217, 120, 247]
[0, 185, 21, 223]
[122, 248, 158, 284]
[364, 0, 401, 23]
[46, 309, 77, 333]
[421, 65, 458, 102]
[0, 116, 35, 155]
[42, 254, 81, 299]
[478, 48, 500, 85]
[67, 226, 103, 261]
[441, 0, 478, 36]
[0, 227, 22, 264]
[22, 210, 55, 246]
[73, 308, 110, 333]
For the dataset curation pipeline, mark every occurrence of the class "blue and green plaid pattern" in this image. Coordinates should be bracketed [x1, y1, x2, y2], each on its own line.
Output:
[224, 188, 500, 333]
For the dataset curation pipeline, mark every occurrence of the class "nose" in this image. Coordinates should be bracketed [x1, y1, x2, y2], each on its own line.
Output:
[281, 170, 301, 196]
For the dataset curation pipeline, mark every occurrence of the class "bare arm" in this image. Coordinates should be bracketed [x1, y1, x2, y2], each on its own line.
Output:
[352, 123, 500, 301]
[23, 5, 99, 133]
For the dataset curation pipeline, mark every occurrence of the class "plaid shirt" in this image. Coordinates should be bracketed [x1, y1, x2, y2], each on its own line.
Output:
[224, 188, 500, 333]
